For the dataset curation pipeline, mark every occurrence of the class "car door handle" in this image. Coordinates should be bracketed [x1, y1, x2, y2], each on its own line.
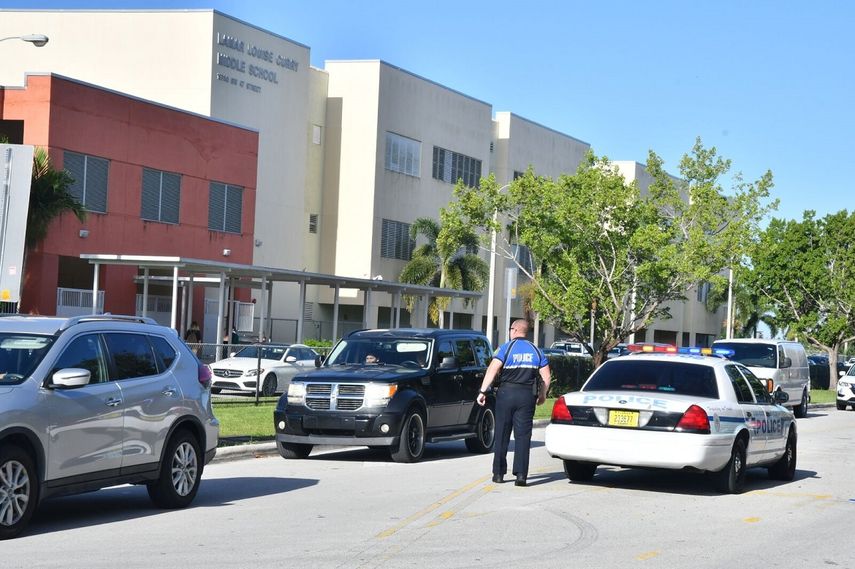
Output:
[475, 373, 485, 380]
[161, 388, 177, 397]
[105, 397, 122, 407]
[453, 375, 464, 381]
[745, 412, 753, 419]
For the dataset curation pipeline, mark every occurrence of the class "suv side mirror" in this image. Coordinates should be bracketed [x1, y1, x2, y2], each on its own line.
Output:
[840, 370, 847, 377]
[51, 368, 91, 389]
[314, 354, 324, 368]
[773, 389, 789, 404]
[439, 356, 459, 370]
[780, 356, 792, 369]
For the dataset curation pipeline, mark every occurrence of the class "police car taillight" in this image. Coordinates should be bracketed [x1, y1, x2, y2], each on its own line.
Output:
[675, 404, 710, 434]
[551, 397, 573, 423]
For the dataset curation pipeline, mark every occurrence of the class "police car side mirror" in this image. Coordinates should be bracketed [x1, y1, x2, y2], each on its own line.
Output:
[439, 356, 459, 370]
[773, 390, 789, 404]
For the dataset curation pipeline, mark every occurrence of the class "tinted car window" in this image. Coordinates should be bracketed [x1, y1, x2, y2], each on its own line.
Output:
[437, 340, 454, 362]
[473, 338, 492, 367]
[714, 342, 777, 368]
[105, 333, 158, 380]
[150, 335, 177, 371]
[51, 334, 106, 384]
[738, 366, 772, 404]
[585, 360, 719, 399]
[454, 339, 477, 367]
[725, 365, 754, 403]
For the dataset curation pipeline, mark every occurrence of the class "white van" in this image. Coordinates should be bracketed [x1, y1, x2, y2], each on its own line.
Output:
[712, 339, 810, 418]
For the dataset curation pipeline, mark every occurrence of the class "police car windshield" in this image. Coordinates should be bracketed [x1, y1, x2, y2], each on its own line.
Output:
[0, 334, 55, 385]
[714, 342, 776, 369]
[585, 360, 719, 399]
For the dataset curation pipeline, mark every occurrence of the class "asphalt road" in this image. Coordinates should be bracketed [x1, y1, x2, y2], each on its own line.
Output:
[7, 407, 855, 568]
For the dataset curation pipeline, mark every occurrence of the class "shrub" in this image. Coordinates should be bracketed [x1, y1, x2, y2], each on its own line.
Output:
[546, 355, 594, 397]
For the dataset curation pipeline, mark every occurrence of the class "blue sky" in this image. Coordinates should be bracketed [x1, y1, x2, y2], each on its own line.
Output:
[4, 0, 851, 222]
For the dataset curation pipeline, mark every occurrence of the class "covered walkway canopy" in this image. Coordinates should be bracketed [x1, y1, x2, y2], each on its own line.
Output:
[80, 254, 482, 345]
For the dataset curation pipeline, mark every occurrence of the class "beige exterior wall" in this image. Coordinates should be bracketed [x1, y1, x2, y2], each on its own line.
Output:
[0, 10, 215, 114]
[489, 112, 591, 345]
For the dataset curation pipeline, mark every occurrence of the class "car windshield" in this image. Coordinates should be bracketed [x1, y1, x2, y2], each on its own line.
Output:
[584, 359, 719, 399]
[325, 338, 431, 368]
[233, 345, 288, 360]
[0, 334, 55, 385]
[714, 342, 777, 369]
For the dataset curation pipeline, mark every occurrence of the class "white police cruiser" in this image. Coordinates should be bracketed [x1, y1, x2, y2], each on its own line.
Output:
[544, 344, 797, 494]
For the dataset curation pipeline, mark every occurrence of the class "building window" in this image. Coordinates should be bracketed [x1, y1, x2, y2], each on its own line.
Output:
[697, 281, 711, 303]
[513, 244, 534, 274]
[141, 168, 180, 224]
[312, 125, 322, 145]
[64, 151, 109, 213]
[385, 132, 421, 177]
[308, 213, 319, 234]
[208, 182, 243, 233]
[380, 219, 415, 261]
[513, 170, 525, 180]
[432, 146, 481, 187]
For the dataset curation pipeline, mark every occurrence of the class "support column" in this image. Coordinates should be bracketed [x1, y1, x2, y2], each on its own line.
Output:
[394, 292, 402, 328]
[297, 280, 306, 343]
[170, 265, 179, 330]
[215, 272, 226, 361]
[533, 315, 540, 346]
[187, 275, 194, 328]
[259, 275, 268, 342]
[332, 284, 340, 341]
[141, 267, 149, 317]
[362, 289, 371, 329]
[91, 263, 100, 315]
[448, 298, 455, 330]
[266, 281, 273, 340]
[180, 279, 188, 334]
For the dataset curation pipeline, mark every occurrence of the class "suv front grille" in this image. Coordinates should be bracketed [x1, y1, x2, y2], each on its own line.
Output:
[304, 383, 365, 412]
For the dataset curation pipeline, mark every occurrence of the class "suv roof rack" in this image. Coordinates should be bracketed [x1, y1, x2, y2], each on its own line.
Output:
[57, 314, 160, 332]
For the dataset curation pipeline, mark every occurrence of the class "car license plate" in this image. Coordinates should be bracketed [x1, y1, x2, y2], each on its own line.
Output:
[608, 409, 639, 428]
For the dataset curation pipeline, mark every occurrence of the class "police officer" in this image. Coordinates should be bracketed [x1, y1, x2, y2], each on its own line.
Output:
[477, 319, 550, 486]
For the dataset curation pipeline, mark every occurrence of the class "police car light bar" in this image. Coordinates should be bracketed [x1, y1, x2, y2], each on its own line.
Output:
[677, 347, 736, 357]
[627, 343, 677, 353]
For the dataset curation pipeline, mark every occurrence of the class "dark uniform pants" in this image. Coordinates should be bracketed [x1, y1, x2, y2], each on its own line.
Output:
[493, 384, 536, 478]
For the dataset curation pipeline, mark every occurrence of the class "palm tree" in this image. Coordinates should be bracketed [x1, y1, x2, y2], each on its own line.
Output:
[399, 217, 489, 327]
[27, 147, 86, 248]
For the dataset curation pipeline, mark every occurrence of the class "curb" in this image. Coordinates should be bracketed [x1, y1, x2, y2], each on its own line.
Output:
[211, 406, 834, 464]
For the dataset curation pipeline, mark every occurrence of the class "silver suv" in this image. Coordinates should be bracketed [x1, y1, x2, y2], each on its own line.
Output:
[0, 315, 219, 540]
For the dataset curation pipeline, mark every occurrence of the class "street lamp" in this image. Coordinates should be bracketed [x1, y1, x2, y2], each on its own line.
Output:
[485, 183, 511, 346]
[0, 34, 49, 47]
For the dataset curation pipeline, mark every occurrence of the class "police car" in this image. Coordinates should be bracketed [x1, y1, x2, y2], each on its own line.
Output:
[544, 344, 797, 494]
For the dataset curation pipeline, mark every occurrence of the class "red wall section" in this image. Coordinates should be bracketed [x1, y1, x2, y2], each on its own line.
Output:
[1, 75, 259, 316]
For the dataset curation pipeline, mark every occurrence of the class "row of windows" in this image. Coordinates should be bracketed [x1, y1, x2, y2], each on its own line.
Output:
[385, 132, 421, 177]
[432, 146, 482, 188]
[63, 151, 244, 234]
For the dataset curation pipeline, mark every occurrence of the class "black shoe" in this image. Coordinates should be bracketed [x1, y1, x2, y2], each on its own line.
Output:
[514, 476, 527, 487]
[492, 474, 504, 484]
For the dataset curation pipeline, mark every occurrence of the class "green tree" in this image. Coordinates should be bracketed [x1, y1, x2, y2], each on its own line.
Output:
[446, 139, 775, 366]
[750, 210, 855, 390]
[399, 217, 489, 327]
[27, 147, 86, 248]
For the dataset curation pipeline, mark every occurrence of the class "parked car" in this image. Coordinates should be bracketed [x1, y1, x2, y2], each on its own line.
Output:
[275, 328, 495, 463]
[713, 339, 810, 418]
[0, 314, 218, 540]
[606, 343, 629, 359]
[551, 340, 592, 358]
[545, 344, 796, 494]
[210, 343, 318, 396]
[837, 365, 855, 410]
[542, 347, 569, 357]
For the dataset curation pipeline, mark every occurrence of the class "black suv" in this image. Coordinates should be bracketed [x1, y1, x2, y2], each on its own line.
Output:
[274, 329, 495, 462]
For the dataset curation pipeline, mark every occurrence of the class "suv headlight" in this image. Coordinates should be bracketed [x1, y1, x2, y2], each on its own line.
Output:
[245, 368, 265, 376]
[364, 383, 398, 407]
[287, 382, 306, 405]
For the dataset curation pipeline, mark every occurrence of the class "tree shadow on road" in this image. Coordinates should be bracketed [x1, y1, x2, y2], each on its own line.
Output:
[26, 476, 317, 536]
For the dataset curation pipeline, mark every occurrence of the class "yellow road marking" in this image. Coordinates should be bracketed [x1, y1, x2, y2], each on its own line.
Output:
[743, 517, 761, 523]
[636, 551, 660, 561]
[749, 490, 833, 500]
[376, 475, 490, 539]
